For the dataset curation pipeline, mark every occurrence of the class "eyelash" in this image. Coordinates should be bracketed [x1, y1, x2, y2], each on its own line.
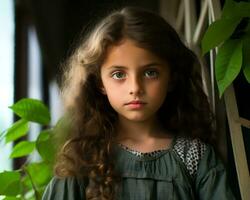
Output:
[111, 69, 159, 80]
[144, 70, 159, 78]
[111, 71, 127, 80]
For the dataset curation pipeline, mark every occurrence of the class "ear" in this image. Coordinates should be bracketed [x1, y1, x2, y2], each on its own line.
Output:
[100, 86, 107, 95]
[98, 79, 107, 95]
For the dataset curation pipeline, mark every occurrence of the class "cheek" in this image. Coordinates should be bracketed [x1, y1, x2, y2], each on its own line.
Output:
[105, 91, 123, 110]
[104, 83, 124, 102]
[148, 80, 169, 96]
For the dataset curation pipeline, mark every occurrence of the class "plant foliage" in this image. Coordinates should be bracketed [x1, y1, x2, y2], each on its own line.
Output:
[202, 0, 250, 97]
[0, 98, 56, 200]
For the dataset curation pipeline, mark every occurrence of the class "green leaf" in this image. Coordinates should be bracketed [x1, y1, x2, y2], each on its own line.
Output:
[36, 130, 55, 162]
[222, 0, 250, 19]
[234, 1, 250, 18]
[243, 65, 250, 83]
[9, 98, 51, 125]
[202, 17, 242, 54]
[221, 0, 235, 19]
[3, 197, 21, 200]
[22, 178, 45, 199]
[242, 38, 250, 83]
[5, 119, 29, 143]
[10, 141, 36, 158]
[215, 39, 243, 97]
[26, 162, 53, 187]
[0, 171, 21, 196]
[245, 21, 250, 35]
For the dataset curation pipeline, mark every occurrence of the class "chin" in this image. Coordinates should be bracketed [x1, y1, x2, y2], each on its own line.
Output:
[124, 114, 150, 122]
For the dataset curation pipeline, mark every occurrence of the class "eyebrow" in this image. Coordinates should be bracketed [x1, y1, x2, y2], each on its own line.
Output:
[106, 62, 162, 70]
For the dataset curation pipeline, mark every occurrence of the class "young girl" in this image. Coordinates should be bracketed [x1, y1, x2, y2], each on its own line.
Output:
[42, 7, 235, 200]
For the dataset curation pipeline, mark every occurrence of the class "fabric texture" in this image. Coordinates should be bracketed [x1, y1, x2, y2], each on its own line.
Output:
[42, 137, 235, 200]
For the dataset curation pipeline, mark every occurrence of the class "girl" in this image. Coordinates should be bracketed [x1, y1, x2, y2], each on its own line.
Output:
[42, 7, 235, 200]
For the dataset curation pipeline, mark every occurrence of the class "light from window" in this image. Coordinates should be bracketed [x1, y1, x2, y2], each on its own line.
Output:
[0, 0, 14, 171]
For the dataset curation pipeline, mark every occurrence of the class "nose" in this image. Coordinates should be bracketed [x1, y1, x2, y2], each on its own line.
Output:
[129, 75, 144, 96]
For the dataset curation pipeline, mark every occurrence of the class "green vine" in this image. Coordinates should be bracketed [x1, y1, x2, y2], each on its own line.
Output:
[22, 166, 40, 200]
[0, 98, 56, 200]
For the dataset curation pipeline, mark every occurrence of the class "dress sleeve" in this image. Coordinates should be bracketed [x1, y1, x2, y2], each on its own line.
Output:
[195, 145, 236, 200]
[42, 176, 86, 200]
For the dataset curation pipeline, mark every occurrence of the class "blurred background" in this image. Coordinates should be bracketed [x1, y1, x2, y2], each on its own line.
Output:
[0, 0, 160, 171]
[0, 0, 250, 199]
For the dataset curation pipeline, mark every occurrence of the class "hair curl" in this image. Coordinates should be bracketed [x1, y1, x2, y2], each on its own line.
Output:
[54, 7, 215, 200]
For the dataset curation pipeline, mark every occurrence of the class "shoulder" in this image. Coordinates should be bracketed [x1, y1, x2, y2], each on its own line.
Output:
[42, 176, 86, 200]
[173, 137, 208, 177]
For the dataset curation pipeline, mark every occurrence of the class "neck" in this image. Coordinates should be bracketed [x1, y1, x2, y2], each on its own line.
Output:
[116, 115, 166, 143]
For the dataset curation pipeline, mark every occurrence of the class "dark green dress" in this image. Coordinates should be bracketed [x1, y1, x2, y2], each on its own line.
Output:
[42, 137, 235, 200]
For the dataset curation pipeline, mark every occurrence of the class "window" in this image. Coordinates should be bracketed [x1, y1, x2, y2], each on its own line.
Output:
[0, 0, 14, 171]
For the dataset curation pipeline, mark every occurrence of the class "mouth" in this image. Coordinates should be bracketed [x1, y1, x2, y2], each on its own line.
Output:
[124, 100, 147, 109]
[125, 100, 146, 105]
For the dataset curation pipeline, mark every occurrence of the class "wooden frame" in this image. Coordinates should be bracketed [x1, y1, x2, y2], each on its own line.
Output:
[160, 0, 250, 199]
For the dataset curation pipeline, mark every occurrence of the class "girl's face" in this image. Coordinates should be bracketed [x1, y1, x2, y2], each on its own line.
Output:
[100, 39, 171, 123]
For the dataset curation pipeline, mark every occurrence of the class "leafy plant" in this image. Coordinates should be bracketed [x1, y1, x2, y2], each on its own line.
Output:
[0, 98, 56, 200]
[202, 0, 250, 97]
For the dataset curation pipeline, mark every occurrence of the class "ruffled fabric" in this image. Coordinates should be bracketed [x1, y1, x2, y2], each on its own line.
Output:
[42, 137, 235, 200]
[112, 137, 234, 200]
[113, 138, 194, 199]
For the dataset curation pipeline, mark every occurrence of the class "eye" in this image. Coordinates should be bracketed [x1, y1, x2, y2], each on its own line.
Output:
[144, 69, 159, 78]
[111, 71, 126, 80]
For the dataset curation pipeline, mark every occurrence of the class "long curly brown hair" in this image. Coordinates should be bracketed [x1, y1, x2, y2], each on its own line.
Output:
[54, 7, 215, 200]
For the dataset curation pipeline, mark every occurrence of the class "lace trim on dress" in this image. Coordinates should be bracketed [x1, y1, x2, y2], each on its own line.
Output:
[173, 138, 206, 177]
[117, 143, 168, 158]
[118, 137, 207, 177]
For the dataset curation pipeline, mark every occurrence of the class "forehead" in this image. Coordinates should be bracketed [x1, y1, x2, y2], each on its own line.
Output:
[101, 39, 168, 69]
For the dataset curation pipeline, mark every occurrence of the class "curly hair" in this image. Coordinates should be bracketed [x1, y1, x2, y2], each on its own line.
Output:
[54, 7, 215, 200]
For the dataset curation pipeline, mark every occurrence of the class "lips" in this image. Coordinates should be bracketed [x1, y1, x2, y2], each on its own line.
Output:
[125, 100, 146, 105]
[124, 100, 147, 109]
